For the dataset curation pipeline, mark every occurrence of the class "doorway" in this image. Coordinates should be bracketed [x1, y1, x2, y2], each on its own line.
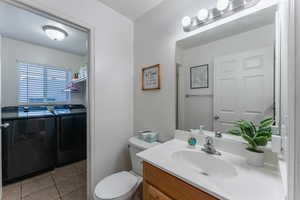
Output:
[0, 1, 93, 199]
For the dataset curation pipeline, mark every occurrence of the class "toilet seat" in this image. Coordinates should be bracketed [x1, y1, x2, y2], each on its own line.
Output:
[94, 171, 140, 200]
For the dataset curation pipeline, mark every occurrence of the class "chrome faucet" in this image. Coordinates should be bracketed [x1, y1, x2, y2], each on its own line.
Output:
[201, 136, 221, 155]
[215, 131, 222, 138]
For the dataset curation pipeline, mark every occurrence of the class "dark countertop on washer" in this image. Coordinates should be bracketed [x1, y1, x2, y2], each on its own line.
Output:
[2, 110, 55, 120]
[2, 105, 86, 120]
[52, 108, 87, 116]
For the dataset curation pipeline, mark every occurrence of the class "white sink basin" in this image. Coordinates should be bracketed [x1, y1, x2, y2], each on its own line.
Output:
[172, 150, 238, 179]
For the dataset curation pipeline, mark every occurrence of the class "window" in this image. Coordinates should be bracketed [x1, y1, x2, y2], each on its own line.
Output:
[18, 62, 71, 104]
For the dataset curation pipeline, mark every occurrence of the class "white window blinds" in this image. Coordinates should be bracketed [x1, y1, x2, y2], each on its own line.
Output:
[18, 62, 71, 103]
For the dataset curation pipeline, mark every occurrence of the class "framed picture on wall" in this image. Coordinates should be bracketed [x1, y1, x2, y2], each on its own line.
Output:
[190, 64, 209, 89]
[142, 64, 161, 90]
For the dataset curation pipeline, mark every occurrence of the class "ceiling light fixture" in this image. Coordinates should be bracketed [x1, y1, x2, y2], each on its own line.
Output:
[216, 0, 230, 11]
[181, 0, 260, 32]
[42, 25, 68, 41]
[181, 16, 192, 28]
[197, 9, 209, 22]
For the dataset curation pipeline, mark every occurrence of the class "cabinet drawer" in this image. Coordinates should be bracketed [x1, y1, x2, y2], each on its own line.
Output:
[143, 162, 218, 200]
[144, 181, 173, 200]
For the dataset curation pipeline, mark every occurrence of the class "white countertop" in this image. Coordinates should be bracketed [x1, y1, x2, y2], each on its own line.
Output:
[137, 139, 284, 200]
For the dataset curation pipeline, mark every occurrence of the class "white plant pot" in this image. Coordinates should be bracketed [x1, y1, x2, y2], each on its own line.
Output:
[246, 150, 265, 167]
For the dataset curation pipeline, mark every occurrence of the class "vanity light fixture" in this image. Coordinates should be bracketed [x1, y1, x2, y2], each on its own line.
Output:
[197, 9, 209, 22]
[181, 0, 260, 32]
[216, 0, 230, 11]
[43, 25, 68, 41]
[181, 16, 192, 28]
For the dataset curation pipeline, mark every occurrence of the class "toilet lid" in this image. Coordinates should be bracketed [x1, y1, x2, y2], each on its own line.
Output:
[95, 171, 138, 199]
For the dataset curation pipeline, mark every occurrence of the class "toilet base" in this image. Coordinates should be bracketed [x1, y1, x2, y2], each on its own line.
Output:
[132, 181, 143, 200]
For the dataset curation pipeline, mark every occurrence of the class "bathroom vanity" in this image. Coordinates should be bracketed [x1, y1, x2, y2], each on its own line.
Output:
[143, 161, 217, 200]
[138, 137, 284, 200]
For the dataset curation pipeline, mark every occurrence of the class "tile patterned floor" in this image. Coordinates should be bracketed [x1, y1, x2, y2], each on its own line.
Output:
[3, 160, 87, 200]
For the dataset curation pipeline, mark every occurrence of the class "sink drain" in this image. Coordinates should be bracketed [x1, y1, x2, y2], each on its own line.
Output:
[200, 171, 209, 176]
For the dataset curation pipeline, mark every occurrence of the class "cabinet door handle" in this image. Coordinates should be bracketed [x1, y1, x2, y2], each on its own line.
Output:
[0, 123, 10, 129]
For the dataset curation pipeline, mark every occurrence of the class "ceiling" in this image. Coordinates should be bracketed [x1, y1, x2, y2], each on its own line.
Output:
[98, 0, 165, 20]
[0, 2, 88, 56]
[177, 5, 276, 49]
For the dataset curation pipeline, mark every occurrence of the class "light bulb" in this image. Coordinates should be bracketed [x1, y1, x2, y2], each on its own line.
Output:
[45, 29, 66, 41]
[182, 16, 192, 28]
[216, 0, 230, 11]
[197, 9, 209, 21]
[43, 25, 68, 41]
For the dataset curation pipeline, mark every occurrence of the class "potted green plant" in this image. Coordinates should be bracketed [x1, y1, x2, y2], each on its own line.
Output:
[227, 117, 273, 167]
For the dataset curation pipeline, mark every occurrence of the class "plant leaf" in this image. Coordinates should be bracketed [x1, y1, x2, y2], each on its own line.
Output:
[260, 117, 273, 125]
[256, 130, 272, 140]
[242, 134, 257, 149]
[239, 120, 255, 138]
[259, 117, 273, 129]
[253, 136, 268, 146]
[227, 129, 242, 136]
[250, 121, 257, 136]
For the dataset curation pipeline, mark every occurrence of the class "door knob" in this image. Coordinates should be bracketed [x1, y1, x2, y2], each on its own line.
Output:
[0, 123, 10, 129]
[214, 115, 220, 120]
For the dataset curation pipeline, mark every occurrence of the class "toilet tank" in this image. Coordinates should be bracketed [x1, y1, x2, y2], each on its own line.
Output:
[128, 136, 160, 176]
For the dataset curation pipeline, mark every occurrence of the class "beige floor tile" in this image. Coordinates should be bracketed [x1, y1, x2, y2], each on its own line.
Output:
[22, 185, 60, 200]
[22, 174, 55, 197]
[56, 174, 84, 196]
[77, 172, 87, 185]
[22, 172, 51, 185]
[52, 165, 78, 184]
[3, 162, 87, 200]
[73, 160, 87, 174]
[61, 186, 87, 200]
[2, 183, 21, 200]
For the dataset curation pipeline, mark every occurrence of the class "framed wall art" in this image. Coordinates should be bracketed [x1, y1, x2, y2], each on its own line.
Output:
[190, 64, 209, 89]
[142, 64, 161, 90]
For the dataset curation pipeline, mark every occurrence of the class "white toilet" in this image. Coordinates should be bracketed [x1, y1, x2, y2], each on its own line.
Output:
[94, 136, 160, 200]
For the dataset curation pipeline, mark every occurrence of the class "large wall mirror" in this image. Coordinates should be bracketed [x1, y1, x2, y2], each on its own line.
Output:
[175, 6, 281, 135]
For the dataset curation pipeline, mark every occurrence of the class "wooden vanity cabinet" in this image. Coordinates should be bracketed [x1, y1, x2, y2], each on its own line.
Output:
[143, 162, 218, 200]
[144, 182, 172, 200]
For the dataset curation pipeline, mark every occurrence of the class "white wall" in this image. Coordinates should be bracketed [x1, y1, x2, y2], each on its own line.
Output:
[274, 1, 294, 199]
[134, 0, 216, 141]
[1, 37, 86, 106]
[17, 0, 134, 194]
[179, 25, 274, 130]
[294, 0, 300, 199]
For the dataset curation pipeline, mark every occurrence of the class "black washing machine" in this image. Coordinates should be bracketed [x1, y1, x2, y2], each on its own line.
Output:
[2, 106, 56, 184]
[53, 105, 87, 166]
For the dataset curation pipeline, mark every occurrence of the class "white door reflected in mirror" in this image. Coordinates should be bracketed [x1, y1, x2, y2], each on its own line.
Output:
[213, 48, 274, 131]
